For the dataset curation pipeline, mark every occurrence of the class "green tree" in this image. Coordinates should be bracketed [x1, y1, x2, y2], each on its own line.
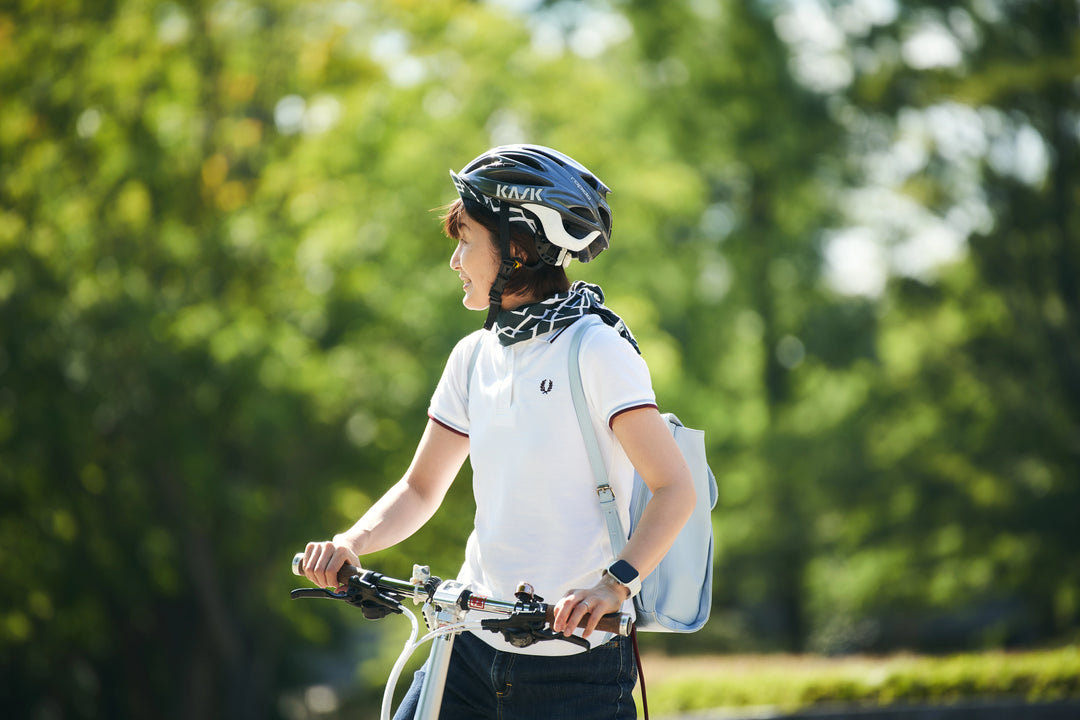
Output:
[4, 0, 1079, 716]
[611, 0, 852, 651]
[792, 0, 1080, 651]
[0, 0, 660, 716]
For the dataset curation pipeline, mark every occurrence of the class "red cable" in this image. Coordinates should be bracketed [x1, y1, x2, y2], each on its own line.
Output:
[632, 627, 648, 720]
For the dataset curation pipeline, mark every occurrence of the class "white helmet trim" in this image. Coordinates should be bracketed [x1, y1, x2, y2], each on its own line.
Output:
[521, 203, 601, 253]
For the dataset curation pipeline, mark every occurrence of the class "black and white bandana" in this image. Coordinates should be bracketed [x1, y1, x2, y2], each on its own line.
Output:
[492, 281, 640, 354]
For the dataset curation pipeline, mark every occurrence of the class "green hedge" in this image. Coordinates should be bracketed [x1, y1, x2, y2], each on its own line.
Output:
[644, 647, 1080, 715]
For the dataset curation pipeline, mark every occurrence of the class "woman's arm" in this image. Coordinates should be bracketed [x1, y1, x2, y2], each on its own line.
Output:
[553, 406, 696, 636]
[607, 406, 696, 580]
[301, 419, 470, 589]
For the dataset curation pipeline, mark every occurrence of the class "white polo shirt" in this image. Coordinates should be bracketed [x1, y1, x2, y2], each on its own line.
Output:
[428, 315, 657, 655]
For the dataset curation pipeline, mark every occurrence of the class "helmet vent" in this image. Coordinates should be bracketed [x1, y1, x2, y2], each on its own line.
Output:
[504, 152, 546, 172]
[493, 169, 554, 187]
[568, 205, 594, 222]
[597, 207, 612, 232]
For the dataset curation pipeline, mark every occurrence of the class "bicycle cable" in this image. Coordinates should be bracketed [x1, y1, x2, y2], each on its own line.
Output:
[381, 605, 420, 720]
[383, 615, 491, 720]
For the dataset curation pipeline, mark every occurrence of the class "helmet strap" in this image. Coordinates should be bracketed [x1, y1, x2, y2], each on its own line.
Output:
[484, 203, 517, 331]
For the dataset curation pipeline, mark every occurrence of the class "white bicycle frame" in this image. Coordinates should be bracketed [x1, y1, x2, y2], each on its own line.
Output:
[382, 568, 477, 720]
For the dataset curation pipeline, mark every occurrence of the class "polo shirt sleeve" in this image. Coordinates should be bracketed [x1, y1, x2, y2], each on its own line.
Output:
[428, 329, 485, 436]
[578, 323, 658, 427]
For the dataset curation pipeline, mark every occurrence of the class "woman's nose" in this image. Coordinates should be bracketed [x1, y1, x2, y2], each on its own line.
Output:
[449, 242, 462, 270]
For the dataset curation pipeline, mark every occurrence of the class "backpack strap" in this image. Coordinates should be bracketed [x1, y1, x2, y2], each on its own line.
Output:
[568, 321, 629, 558]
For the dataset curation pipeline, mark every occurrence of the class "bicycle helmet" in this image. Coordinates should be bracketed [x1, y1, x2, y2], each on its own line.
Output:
[450, 144, 613, 328]
[451, 144, 612, 266]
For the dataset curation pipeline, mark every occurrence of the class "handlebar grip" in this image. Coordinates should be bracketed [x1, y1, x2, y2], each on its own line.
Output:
[292, 552, 363, 585]
[544, 606, 630, 636]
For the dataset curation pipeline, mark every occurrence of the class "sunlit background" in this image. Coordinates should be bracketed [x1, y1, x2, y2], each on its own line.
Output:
[2, 0, 1078, 718]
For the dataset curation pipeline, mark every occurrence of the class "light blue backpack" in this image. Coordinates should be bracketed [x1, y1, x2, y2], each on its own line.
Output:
[568, 323, 717, 633]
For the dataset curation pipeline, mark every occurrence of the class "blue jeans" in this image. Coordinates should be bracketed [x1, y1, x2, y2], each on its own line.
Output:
[392, 631, 637, 720]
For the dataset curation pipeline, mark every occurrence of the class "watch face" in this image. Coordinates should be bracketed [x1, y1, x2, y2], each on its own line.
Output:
[609, 560, 639, 583]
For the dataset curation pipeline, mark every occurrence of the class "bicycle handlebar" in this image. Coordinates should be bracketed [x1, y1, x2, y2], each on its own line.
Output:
[291, 553, 631, 637]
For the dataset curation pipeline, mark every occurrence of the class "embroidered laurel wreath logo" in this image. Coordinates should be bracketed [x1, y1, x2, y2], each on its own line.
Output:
[539, 379, 554, 395]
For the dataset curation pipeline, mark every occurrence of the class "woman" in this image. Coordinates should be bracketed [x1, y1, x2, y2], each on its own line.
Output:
[301, 145, 695, 719]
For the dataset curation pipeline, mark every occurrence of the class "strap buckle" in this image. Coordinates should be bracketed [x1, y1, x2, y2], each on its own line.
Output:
[597, 485, 616, 503]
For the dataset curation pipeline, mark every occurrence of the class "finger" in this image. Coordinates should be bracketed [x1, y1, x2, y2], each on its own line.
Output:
[551, 595, 573, 634]
[307, 543, 327, 588]
[564, 597, 593, 637]
[581, 600, 605, 639]
[581, 587, 624, 638]
[301, 542, 316, 576]
[302, 542, 324, 586]
[552, 591, 585, 634]
[320, 547, 346, 589]
[314, 544, 338, 589]
[330, 547, 357, 589]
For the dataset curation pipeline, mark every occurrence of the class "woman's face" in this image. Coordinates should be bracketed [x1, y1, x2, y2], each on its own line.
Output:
[449, 212, 501, 311]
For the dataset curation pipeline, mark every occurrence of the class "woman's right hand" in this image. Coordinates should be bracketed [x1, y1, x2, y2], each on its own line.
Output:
[301, 539, 362, 591]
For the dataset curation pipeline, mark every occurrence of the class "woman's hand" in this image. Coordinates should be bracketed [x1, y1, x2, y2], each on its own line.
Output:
[301, 538, 362, 591]
[551, 574, 630, 639]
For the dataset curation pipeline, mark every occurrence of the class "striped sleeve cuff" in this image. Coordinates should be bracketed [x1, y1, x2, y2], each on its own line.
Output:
[607, 402, 659, 429]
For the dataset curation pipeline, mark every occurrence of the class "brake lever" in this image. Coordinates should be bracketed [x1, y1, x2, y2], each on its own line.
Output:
[526, 626, 591, 651]
[479, 614, 591, 650]
[343, 574, 403, 620]
[290, 587, 347, 600]
[289, 574, 403, 620]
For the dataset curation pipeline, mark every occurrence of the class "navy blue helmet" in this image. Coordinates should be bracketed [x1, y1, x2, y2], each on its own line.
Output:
[450, 144, 612, 266]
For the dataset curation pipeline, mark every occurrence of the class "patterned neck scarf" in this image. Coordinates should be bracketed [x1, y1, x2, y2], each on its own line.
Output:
[492, 281, 640, 354]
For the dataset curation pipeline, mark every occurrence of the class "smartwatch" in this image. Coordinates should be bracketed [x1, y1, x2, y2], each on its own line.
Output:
[604, 559, 642, 599]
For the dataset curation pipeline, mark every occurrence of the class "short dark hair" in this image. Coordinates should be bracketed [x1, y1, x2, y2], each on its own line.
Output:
[441, 199, 570, 299]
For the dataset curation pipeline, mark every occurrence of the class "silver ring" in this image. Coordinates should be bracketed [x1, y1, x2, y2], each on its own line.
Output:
[581, 600, 591, 612]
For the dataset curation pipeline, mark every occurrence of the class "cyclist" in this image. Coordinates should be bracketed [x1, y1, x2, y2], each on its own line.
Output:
[301, 144, 695, 719]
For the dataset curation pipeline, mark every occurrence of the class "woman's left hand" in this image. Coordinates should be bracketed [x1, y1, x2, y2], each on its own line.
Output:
[551, 575, 630, 639]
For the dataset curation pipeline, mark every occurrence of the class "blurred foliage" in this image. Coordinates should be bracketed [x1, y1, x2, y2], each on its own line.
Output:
[1, 0, 1078, 717]
[646, 646, 1080, 715]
